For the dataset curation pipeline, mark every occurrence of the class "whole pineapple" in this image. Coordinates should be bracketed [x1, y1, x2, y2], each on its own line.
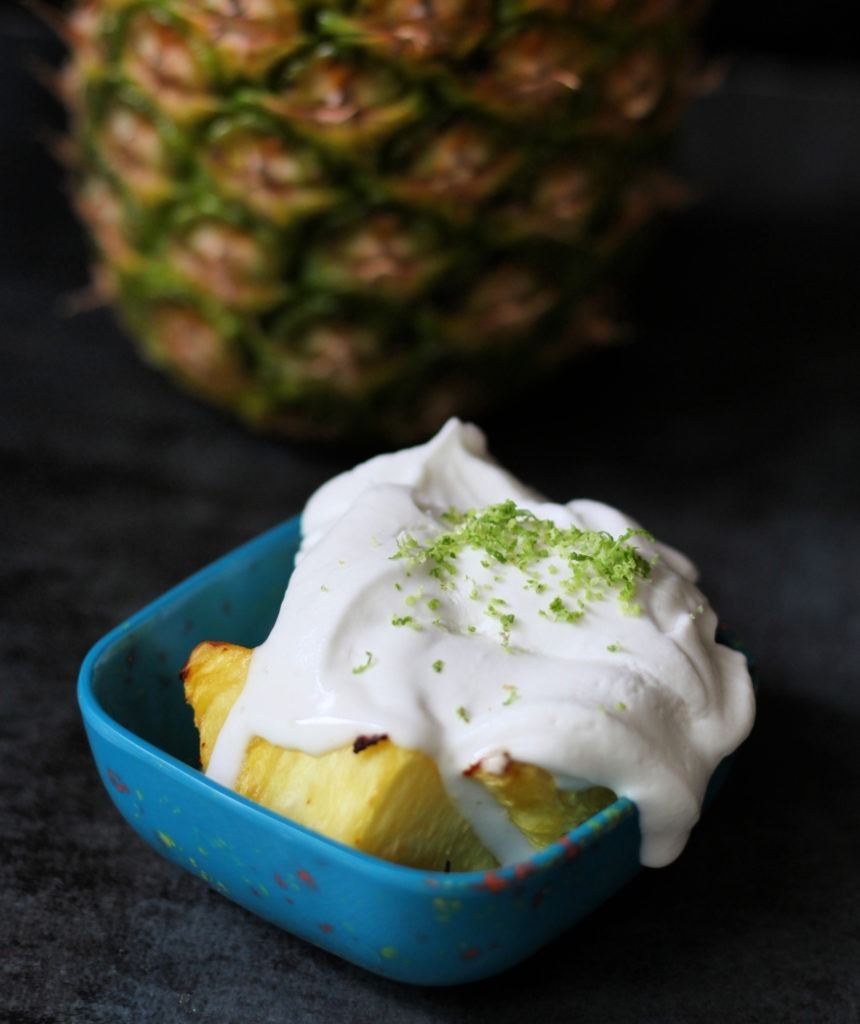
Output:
[60, 0, 705, 442]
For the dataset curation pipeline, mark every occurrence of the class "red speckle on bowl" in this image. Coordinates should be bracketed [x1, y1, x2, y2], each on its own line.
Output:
[478, 871, 508, 893]
[557, 836, 582, 859]
[108, 768, 130, 794]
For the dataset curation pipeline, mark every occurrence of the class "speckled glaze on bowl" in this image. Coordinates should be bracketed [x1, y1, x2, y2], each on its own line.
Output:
[78, 515, 751, 986]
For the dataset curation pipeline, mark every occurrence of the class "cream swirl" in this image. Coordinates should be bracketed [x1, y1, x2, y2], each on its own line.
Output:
[206, 419, 755, 867]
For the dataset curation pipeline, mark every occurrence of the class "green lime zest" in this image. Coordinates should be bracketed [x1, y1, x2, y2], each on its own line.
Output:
[352, 651, 374, 674]
[391, 614, 420, 629]
[392, 500, 652, 622]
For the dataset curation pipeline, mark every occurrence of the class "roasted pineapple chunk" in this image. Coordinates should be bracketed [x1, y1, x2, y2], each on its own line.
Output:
[182, 641, 615, 871]
[473, 759, 616, 850]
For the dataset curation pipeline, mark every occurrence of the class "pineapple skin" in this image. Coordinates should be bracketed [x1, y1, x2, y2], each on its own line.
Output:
[182, 640, 615, 872]
[62, 0, 706, 442]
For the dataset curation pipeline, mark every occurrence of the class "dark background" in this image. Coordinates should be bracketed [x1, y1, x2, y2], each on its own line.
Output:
[2, 2, 859, 1022]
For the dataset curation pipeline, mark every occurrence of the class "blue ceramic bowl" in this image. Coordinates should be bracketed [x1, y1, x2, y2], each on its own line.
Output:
[78, 515, 751, 986]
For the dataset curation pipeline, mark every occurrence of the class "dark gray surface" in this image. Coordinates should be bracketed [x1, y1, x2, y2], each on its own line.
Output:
[2, 14, 859, 1024]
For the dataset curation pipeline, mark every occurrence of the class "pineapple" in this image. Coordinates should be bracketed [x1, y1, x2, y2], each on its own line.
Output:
[182, 640, 616, 871]
[60, 0, 705, 442]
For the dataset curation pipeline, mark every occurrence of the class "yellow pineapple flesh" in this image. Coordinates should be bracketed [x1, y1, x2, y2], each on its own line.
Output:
[182, 640, 616, 871]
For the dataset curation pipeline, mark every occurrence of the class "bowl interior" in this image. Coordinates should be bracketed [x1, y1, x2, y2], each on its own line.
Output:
[89, 518, 301, 767]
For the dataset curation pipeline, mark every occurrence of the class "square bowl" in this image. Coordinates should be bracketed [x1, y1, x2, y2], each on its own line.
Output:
[78, 515, 749, 986]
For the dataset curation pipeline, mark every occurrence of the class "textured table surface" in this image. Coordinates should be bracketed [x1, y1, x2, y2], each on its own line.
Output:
[2, 13, 859, 1024]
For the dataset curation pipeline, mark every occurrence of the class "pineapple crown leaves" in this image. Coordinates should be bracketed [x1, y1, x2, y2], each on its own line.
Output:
[392, 499, 654, 620]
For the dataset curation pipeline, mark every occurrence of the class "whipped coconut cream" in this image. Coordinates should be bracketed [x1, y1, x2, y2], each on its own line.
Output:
[206, 419, 755, 868]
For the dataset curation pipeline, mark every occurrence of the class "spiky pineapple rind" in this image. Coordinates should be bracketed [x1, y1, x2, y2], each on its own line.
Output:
[62, 0, 706, 442]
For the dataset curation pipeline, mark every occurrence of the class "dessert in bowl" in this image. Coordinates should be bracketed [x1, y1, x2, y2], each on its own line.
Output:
[79, 420, 755, 984]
